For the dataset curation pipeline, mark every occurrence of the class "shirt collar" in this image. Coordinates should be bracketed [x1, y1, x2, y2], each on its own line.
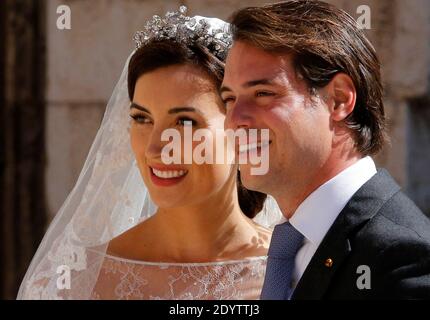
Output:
[289, 156, 377, 247]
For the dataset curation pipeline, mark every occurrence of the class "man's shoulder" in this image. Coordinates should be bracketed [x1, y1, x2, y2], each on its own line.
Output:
[378, 189, 430, 238]
[354, 187, 430, 251]
[344, 167, 430, 251]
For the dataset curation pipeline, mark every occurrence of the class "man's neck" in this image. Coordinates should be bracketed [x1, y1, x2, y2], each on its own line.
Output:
[277, 153, 363, 219]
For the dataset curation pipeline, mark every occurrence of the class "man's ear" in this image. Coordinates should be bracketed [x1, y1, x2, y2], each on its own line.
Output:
[325, 73, 356, 122]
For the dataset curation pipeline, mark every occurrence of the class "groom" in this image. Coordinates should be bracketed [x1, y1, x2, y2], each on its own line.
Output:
[221, 0, 430, 299]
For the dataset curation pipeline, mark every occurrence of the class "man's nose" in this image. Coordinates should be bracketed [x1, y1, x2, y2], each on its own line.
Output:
[225, 99, 255, 130]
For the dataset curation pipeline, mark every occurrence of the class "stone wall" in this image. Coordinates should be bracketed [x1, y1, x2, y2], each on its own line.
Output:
[45, 0, 430, 218]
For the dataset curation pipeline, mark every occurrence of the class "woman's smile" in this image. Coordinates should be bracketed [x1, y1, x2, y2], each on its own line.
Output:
[148, 164, 189, 187]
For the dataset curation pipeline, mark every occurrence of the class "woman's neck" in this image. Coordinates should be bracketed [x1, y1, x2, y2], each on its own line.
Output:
[108, 180, 270, 263]
[146, 186, 259, 262]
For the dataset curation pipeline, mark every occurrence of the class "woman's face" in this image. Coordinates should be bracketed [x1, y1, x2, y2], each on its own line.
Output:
[130, 64, 236, 209]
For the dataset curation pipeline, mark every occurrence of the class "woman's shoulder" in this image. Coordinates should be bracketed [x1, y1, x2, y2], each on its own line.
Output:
[106, 220, 153, 260]
[242, 222, 272, 257]
[254, 223, 273, 240]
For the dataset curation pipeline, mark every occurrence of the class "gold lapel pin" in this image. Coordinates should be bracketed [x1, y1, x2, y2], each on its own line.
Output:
[324, 258, 333, 268]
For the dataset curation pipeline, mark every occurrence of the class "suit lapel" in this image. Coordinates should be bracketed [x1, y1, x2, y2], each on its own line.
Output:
[291, 169, 401, 299]
[291, 216, 352, 299]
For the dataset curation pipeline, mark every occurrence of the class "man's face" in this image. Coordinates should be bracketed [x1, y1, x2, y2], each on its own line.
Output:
[221, 41, 334, 199]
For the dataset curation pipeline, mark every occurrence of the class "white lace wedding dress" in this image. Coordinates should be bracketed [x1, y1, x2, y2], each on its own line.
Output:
[22, 245, 267, 300]
[91, 255, 267, 300]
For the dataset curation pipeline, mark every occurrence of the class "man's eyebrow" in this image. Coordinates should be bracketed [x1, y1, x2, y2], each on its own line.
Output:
[130, 102, 151, 114]
[243, 78, 276, 88]
[220, 78, 276, 94]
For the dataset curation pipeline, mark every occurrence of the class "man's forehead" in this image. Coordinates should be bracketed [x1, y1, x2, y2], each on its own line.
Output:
[229, 42, 286, 63]
[224, 42, 294, 83]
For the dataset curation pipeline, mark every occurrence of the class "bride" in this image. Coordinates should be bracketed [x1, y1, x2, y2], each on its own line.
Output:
[18, 7, 281, 300]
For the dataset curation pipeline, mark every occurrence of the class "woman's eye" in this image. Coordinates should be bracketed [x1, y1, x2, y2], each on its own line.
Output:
[177, 117, 197, 126]
[130, 114, 152, 124]
[222, 97, 236, 106]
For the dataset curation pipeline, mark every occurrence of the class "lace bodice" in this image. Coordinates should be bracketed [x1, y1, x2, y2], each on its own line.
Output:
[91, 255, 267, 300]
[21, 246, 267, 300]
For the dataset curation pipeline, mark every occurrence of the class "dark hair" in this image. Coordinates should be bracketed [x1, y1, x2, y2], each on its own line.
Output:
[230, 0, 387, 155]
[127, 39, 267, 218]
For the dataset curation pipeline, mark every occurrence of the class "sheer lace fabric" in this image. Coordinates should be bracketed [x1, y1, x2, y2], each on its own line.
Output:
[22, 246, 267, 300]
[91, 255, 267, 300]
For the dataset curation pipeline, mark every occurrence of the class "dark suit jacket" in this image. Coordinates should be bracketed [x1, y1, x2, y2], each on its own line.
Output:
[291, 169, 430, 299]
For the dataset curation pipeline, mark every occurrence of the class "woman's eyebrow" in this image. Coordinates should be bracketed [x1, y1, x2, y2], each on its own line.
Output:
[130, 104, 204, 116]
[130, 102, 151, 114]
[168, 106, 203, 115]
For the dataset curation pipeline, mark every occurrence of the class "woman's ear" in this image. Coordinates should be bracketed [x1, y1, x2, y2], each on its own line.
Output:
[325, 73, 357, 122]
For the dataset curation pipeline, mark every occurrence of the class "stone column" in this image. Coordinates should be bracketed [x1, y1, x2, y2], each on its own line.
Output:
[1, 0, 47, 299]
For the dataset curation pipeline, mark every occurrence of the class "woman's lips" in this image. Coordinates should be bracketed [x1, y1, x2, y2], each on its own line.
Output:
[148, 166, 188, 187]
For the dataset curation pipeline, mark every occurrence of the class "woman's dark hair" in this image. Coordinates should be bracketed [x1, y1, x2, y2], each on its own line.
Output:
[127, 39, 267, 218]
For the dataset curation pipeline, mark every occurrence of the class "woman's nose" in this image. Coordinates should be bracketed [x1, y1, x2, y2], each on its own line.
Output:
[145, 127, 167, 160]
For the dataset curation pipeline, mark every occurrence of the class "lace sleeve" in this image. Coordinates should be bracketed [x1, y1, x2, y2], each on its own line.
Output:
[19, 242, 104, 300]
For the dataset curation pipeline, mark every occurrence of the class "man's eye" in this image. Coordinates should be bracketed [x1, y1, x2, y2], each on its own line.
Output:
[130, 114, 152, 124]
[256, 91, 275, 97]
[177, 117, 197, 126]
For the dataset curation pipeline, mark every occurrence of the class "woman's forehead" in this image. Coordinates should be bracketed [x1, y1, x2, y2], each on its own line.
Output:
[133, 65, 223, 116]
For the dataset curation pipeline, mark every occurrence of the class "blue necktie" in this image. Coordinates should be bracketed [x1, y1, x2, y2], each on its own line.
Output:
[260, 222, 304, 300]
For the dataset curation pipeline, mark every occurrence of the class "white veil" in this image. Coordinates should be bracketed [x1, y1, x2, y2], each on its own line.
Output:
[17, 10, 283, 300]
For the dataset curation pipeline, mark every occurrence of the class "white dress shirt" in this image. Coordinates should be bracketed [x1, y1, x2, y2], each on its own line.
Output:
[280, 156, 377, 289]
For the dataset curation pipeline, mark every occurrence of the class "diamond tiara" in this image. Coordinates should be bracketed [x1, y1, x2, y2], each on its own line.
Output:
[133, 6, 233, 60]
